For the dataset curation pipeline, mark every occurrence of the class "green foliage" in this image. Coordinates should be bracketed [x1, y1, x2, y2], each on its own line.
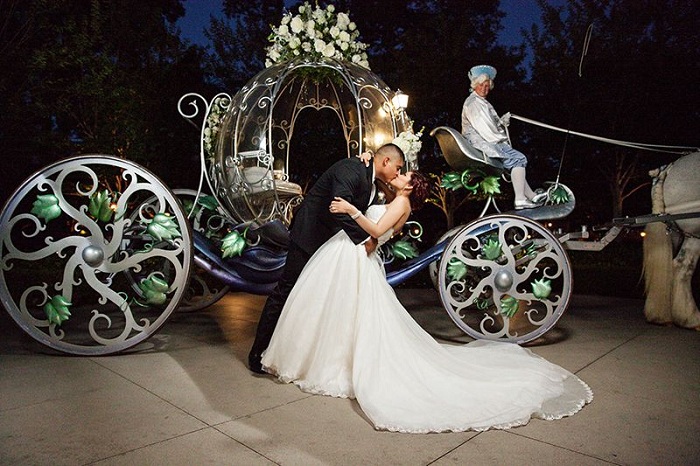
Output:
[390, 238, 418, 260]
[531, 278, 552, 299]
[481, 237, 502, 261]
[549, 185, 570, 205]
[88, 189, 114, 222]
[138, 274, 170, 306]
[446, 257, 468, 282]
[31, 194, 62, 222]
[145, 213, 182, 242]
[221, 230, 247, 258]
[44, 295, 72, 326]
[499, 295, 519, 318]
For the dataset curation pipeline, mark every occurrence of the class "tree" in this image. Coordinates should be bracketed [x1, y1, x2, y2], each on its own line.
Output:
[525, 0, 700, 222]
[0, 0, 209, 203]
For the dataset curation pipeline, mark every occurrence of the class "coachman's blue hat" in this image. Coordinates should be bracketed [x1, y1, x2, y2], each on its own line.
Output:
[468, 65, 497, 81]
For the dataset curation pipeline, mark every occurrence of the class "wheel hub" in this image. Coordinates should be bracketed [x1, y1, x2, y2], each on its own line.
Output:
[82, 244, 105, 267]
[494, 269, 513, 292]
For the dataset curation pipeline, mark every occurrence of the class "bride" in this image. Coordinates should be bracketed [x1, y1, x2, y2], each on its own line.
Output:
[261, 171, 592, 433]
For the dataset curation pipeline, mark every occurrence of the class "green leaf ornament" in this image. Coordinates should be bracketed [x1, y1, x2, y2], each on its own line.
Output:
[44, 295, 72, 325]
[480, 176, 501, 195]
[440, 172, 463, 191]
[390, 238, 418, 260]
[459, 170, 480, 193]
[550, 185, 570, 204]
[221, 230, 247, 258]
[138, 274, 170, 306]
[531, 278, 552, 299]
[499, 295, 519, 318]
[88, 189, 114, 222]
[446, 257, 468, 281]
[146, 213, 182, 242]
[197, 195, 219, 211]
[481, 237, 502, 261]
[31, 194, 62, 222]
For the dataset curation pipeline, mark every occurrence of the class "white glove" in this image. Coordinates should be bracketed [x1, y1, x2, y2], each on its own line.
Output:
[500, 112, 511, 127]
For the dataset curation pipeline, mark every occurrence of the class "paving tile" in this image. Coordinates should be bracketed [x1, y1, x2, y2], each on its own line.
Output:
[0, 376, 206, 465]
[432, 430, 611, 465]
[217, 394, 478, 466]
[93, 344, 308, 425]
[92, 427, 274, 465]
[0, 355, 126, 411]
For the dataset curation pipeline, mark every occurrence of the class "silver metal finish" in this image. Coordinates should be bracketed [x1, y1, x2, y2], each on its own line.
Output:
[0, 156, 192, 355]
[179, 57, 413, 226]
[438, 214, 572, 344]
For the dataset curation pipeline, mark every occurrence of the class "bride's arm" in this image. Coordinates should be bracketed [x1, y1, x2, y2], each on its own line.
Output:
[330, 197, 408, 238]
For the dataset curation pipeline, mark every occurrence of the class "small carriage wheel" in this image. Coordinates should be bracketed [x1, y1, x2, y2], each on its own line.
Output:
[171, 189, 230, 312]
[0, 155, 192, 355]
[437, 214, 572, 344]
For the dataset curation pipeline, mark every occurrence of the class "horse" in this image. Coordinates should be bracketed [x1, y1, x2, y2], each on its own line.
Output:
[643, 151, 700, 329]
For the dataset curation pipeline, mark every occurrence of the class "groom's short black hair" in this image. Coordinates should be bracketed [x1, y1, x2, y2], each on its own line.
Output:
[376, 143, 405, 162]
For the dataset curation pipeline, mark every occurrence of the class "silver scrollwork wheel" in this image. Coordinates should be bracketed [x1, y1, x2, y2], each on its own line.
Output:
[438, 214, 572, 344]
[0, 155, 192, 355]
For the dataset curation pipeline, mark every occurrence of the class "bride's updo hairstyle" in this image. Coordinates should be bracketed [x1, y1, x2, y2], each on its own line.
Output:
[408, 172, 430, 211]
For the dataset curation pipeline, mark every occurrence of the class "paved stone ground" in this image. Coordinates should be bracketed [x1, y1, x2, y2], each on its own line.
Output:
[1, 289, 698, 465]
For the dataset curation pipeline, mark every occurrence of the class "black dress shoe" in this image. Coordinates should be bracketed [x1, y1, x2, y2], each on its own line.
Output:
[248, 353, 265, 374]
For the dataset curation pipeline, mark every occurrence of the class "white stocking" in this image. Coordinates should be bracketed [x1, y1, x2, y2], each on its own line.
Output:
[511, 167, 528, 201]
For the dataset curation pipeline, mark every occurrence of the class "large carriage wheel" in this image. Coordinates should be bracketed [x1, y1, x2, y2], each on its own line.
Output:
[0, 155, 192, 355]
[438, 214, 572, 344]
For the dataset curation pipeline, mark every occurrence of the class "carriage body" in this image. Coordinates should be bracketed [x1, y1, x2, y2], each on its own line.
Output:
[0, 59, 582, 355]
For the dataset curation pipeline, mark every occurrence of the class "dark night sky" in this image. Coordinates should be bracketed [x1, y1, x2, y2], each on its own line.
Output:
[177, 0, 558, 49]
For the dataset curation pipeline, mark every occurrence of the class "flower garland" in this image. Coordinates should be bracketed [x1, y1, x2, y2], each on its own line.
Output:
[203, 96, 229, 159]
[265, 2, 370, 68]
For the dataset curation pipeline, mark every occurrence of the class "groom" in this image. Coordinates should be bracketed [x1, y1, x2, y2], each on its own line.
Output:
[248, 143, 406, 373]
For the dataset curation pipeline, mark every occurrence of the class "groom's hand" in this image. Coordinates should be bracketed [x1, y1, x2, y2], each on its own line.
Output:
[364, 236, 378, 255]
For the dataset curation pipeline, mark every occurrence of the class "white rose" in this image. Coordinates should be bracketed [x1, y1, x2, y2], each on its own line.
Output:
[339, 41, 349, 51]
[330, 26, 340, 38]
[269, 49, 281, 61]
[314, 38, 326, 53]
[289, 36, 301, 49]
[278, 25, 289, 36]
[352, 54, 361, 63]
[302, 41, 311, 52]
[298, 5, 305, 13]
[290, 16, 303, 33]
[359, 59, 370, 69]
[339, 31, 350, 42]
[322, 44, 335, 57]
[337, 12, 350, 29]
[327, 4, 335, 12]
[349, 22, 356, 31]
[281, 15, 290, 25]
[306, 20, 316, 37]
[265, 58, 272, 67]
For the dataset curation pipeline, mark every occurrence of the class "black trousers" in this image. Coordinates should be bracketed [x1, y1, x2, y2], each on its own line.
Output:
[248, 241, 312, 363]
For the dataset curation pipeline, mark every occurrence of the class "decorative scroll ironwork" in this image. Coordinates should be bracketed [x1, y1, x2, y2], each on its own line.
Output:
[0, 156, 192, 355]
[438, 215, 572, 344]
[179, 57, 412, 227]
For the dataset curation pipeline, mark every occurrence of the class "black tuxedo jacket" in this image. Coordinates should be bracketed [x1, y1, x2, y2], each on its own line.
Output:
[290, 157, 374, 255]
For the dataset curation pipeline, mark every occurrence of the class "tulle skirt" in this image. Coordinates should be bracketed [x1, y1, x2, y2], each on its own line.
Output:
[262, 231, 592, 433]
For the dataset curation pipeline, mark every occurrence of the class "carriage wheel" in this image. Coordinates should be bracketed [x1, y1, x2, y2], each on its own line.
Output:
[437, 214, 572, 344]
[0, 155, 192, 355]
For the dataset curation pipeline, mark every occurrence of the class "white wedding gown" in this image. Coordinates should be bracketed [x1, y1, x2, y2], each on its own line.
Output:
[261, 205, 592, 433]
